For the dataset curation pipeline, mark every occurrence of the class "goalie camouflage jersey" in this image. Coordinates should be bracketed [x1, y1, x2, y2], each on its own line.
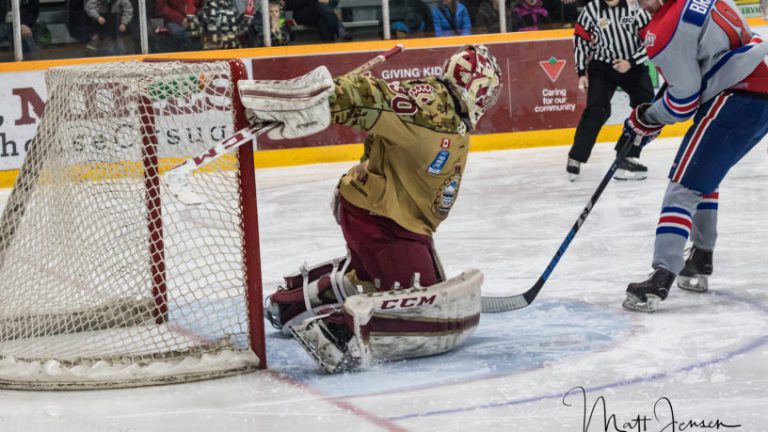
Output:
[331, 73, 470, 236]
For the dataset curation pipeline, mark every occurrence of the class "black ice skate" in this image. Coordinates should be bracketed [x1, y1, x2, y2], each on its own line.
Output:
[567, 158, 581, 182]
[623, 268, 676, 313]
[614, 157, 648, 181]
[677, 246, 713, 293]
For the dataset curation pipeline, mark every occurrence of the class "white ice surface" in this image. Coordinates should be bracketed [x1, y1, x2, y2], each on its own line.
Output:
[1, 137, 767, 431]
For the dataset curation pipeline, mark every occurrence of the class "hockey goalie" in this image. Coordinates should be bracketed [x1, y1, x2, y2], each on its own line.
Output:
[240, 45, 502, 373]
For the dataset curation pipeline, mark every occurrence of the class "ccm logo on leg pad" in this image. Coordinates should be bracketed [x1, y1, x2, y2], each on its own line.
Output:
[380, 295, 437, 310]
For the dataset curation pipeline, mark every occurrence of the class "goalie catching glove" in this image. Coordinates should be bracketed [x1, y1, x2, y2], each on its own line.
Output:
[623, 103, 664, 147]
[239, 66, 335, 140]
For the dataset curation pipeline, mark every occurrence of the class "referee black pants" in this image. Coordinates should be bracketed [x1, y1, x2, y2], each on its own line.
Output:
[569, 61, 654, 163]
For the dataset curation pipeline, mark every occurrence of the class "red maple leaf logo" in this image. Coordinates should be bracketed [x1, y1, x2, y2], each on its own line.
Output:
[539, 57, 567, 83]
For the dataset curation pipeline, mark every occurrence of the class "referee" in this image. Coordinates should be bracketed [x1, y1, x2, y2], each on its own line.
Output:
[567, 0, 653, 181]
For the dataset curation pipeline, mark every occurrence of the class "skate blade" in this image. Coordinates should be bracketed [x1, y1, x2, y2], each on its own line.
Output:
[613, 169, 648, 181]
[677, 275, 709, 293]
[568, 173, 578, 182]
[622, 293, 661, 313]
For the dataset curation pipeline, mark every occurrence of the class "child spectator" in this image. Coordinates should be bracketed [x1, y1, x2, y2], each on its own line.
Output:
[431, 0, 471, 36]
[266, 0, 291, 45]
[510, 0, 548, 32]
[84, 0, 134, 55]
[244, 0, 291, 46]
[389, 0, 432, 36]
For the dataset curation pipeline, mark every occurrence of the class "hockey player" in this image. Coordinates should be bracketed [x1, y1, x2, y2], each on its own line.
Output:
[621, 0, 768, 312]
[239, 45, 502, 371]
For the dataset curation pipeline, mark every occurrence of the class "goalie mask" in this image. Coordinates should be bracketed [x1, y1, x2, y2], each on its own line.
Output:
[441, 44, 502, 129]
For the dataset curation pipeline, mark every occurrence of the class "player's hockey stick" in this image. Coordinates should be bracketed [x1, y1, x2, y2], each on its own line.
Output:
[480, 133, 637, 313]
[165, 44, 404, 204]
[481, 83, 667, 313]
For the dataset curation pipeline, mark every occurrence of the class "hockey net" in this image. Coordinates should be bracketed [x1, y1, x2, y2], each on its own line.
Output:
[0, 59, 266, 389]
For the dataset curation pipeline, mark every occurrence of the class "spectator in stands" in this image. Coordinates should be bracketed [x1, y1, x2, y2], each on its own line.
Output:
[510, 0, 549, 32]
[232, 0, 256, 46]
[431, 0, 471, 37]
[474, 0, 510, 34]
[246, 0, 291, 46]
[284, 0, 340, 42]
[1, 0, 40, 59]
[233, 0, 256, 22]
[390, 20, 410, 39]
[266, 0, 291, 45]
[389, 0, 432, 36]
[84, 0, 133, 54]
[198, 0, 243, 49]
[155, 0, 202, 51]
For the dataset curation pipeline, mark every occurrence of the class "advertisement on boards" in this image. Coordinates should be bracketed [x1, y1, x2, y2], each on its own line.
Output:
[249, 41, 586, 150]
[0, 71, 47, 170]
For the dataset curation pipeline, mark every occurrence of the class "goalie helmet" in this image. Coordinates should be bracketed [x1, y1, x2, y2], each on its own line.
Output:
[441, 44, 502, 129]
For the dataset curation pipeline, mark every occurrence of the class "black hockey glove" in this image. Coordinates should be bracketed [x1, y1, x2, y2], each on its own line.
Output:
[623, 103, 663, 147]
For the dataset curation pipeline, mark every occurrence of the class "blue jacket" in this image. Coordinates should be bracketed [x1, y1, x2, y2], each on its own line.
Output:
[431, 3, 471, 37]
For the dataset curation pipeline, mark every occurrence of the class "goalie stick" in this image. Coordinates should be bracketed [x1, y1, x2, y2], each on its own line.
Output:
[164, 44, 405, 205]
[480, 133, 637, 313]
[481, 84, 667, 313]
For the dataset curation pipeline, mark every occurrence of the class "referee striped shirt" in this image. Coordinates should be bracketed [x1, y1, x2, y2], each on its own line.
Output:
[573, 0, 651, 76]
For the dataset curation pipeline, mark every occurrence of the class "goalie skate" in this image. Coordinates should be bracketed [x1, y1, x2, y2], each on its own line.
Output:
[289, 311, 371, 374]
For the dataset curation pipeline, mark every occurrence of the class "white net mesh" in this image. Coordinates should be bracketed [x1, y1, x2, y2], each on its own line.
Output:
[0, 60, 262, 389]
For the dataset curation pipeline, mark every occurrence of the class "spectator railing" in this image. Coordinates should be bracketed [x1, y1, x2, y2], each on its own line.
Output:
[1, 0, 600, 62]
[10, 0, 23, 61]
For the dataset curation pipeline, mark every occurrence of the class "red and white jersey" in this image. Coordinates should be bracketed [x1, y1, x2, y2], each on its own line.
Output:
[641, 0, 768, 125]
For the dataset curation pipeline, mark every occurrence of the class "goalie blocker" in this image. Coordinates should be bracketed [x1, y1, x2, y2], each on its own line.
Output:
[238, 66, 335, 140]
[278, 262, 482, 374]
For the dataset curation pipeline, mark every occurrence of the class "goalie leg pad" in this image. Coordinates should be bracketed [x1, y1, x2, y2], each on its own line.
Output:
[238, 66, 334, 140]
[289, 269, 482, 372]
[363, 269, 483, 361]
